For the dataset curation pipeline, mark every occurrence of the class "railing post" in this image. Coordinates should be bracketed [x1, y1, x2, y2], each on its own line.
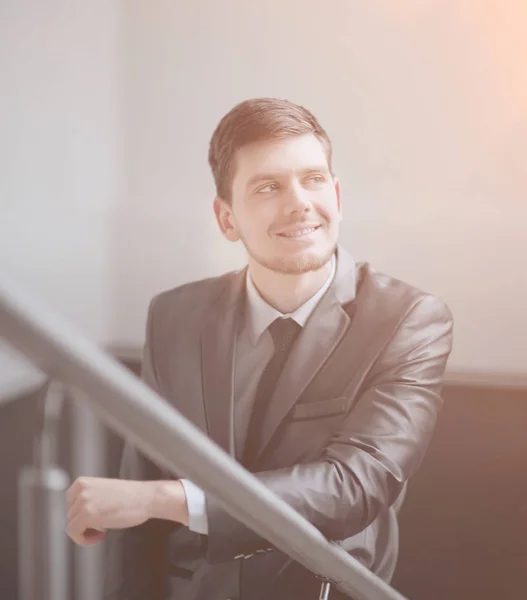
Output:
[318, 580, 332, 600]
[18, 381, 70, 600]
[71, 389, 107, 600]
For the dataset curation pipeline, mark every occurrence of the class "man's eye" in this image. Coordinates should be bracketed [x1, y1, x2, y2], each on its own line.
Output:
[307, 175, 325, 184]
[257, 183, 278, 193]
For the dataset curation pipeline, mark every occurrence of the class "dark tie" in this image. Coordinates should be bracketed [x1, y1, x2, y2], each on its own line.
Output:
[242, 317, 301, 466]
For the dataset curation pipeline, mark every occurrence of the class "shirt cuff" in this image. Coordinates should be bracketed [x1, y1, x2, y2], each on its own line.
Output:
[179, 479, 209, 535]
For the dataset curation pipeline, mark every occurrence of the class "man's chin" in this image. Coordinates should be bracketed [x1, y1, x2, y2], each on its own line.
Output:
[250, 247, 336, 276]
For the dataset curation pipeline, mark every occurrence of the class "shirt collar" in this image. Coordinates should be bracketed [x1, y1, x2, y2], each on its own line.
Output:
[245, 254, 336, 346]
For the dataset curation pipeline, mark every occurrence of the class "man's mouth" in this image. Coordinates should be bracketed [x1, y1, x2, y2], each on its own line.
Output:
[276, 225, 321, 238]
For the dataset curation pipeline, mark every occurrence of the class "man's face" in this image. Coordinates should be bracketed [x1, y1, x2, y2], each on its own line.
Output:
[215, 134, 342, 275]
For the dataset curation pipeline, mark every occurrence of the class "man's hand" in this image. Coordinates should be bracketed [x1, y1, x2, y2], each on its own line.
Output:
[66, 476, 189, 546]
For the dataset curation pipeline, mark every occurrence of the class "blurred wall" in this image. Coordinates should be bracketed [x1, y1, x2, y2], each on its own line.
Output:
[0, 0, 125, 344]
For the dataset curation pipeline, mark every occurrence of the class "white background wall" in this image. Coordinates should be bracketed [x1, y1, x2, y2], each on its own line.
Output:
[0, 0, 124, 343]
[2, 1, 526, 380]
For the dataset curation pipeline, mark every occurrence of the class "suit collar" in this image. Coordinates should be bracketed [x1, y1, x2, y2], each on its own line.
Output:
[330, 245, 357, 306]
[200, 270, 245, 455]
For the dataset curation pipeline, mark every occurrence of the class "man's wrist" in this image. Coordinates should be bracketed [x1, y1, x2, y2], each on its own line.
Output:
[149, 480, 189, 525]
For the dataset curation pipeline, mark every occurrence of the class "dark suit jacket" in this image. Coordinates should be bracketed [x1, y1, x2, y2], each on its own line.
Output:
[104, 247, 454, 600]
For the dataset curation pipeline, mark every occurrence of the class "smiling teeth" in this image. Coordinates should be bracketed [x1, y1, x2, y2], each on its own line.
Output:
[282, 228, 316, 238]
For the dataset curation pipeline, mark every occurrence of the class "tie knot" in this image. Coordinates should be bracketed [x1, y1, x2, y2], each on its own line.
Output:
[268, 317, 300, 352]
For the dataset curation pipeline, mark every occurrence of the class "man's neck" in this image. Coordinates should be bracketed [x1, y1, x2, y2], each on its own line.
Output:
[248, 259, 333, 315]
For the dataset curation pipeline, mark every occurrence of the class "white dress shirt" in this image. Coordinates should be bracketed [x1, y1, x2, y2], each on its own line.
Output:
[180, 255, 336, 534]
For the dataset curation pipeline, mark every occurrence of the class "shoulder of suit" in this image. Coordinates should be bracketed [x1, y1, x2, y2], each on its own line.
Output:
[147, 269, 240, 320]
[146, 262, 453, 325]
[354, 261, 453, 323]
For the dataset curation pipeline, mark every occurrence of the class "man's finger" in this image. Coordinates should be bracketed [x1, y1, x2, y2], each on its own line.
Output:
[67, 510, 90, 545]
[67, 506, 104, 545]
[83, 529, 107, 544]
[66, 492, 86, 525]
[67, 518, 105, 546]
[66, 476, 94, 505]
[65, 481, 78, 507]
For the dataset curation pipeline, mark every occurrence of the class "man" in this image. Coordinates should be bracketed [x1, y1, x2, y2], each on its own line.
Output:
[67, 98, 454, 599]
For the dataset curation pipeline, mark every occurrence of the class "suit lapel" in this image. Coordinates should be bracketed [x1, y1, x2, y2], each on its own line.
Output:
[200, 269, 246, 456]
[254, 247, 358, 461]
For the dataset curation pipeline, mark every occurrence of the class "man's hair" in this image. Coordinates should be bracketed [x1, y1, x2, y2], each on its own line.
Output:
[208, 97, 333, 203]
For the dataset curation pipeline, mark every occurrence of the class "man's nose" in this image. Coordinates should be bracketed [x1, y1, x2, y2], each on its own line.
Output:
[283, 182, 311, 215]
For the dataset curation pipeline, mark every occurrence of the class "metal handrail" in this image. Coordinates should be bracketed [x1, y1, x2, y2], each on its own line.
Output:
[0, 271, 407, 600]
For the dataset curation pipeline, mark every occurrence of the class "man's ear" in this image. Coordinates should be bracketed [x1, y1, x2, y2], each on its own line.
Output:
[213, 196, 240, 241]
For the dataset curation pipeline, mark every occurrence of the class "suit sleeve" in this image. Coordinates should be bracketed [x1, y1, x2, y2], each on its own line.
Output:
[204, 295, 454, 564]
[103, 298, 172, 600]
